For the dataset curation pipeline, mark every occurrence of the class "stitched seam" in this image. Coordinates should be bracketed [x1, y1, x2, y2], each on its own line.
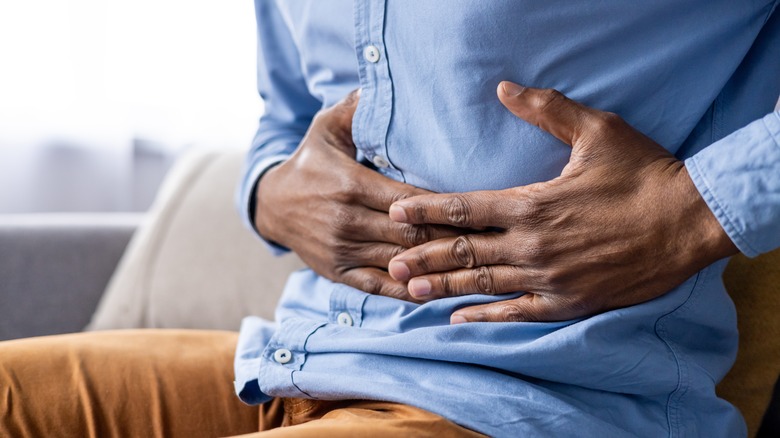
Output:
[763, 113, 780, 149]
[654, 268, 706, 438]
[711, 90, 723, 144]
[290, 371, 315, 399]
[288, 322, 328, 400]
[688, 157, 759, 256]
[763, 1, 779, 25]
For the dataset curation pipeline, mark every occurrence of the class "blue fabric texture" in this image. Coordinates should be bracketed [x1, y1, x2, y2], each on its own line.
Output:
[235, 1, 780, 436]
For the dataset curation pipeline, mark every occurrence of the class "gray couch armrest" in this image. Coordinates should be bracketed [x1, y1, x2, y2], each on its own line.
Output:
[0, 214, 140, 341]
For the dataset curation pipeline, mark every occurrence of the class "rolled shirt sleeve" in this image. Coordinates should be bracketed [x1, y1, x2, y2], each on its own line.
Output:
[686, 111, 780, 257]
[236, 0, 322, 255]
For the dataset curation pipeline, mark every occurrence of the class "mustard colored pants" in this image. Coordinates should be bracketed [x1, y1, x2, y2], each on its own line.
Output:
[0, 330, 483, 438]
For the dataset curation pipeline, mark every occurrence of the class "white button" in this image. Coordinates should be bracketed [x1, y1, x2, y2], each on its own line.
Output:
[372, 155, 389, 168]
[273, 348, 292, 364]
[363, 45, 380, 63]
[337, 312, 354, 327]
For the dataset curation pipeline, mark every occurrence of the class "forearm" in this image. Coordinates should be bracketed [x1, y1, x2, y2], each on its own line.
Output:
[685, 111, 780, 257]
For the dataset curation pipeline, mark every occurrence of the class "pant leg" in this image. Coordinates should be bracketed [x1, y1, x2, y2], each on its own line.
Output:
[234, 399, 487, 438]
[0, 330, 263, 438]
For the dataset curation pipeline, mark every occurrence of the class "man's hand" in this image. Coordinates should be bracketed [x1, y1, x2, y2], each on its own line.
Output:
[255, 90, 462, 300]
[387, 82, 738, 322]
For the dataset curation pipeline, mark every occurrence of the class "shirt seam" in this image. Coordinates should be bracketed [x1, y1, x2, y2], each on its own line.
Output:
[687, 156, 759, 256]
[653, 267, 707, 438]
[764, 112, 780, 149]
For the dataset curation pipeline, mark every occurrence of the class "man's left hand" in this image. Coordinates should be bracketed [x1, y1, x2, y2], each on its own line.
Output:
[387, 82, 738, 324]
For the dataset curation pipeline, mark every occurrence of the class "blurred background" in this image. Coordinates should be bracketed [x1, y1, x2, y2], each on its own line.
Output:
[0, 0, 260, 213]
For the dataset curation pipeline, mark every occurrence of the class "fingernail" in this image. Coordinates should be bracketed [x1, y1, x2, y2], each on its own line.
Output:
[500, 81, 524, 96]
[408, 278, 431, 298]
[388, 260, 411, 281]
[389, 204, 408, 222]
[450, 314, 468, 325]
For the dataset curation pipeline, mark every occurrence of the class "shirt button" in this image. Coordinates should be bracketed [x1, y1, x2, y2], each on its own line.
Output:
[363, 45, 381, 63]
[372, 155, 390, 168]
[273, 348, 292, 364]
[337, 312, 354, 327]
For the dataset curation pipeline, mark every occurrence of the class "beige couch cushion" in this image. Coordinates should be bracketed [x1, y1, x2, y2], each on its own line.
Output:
[87, 150, 304, 331]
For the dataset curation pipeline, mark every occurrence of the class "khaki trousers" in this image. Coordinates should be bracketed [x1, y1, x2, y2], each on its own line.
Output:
[0, 330, 484, 438]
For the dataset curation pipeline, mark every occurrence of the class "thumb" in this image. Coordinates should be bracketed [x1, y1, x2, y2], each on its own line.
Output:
[318, 88, 361, 157]
[331, 88, 361, 133]
[450, 294, 564, 323]
[497, 82, 594, 149]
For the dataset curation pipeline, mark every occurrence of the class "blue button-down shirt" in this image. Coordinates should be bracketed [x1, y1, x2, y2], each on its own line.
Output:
[235, 1, 780, 436]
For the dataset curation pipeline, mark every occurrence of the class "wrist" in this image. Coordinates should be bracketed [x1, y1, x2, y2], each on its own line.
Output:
[673, 164, 739, 267]
[253, 163, 285, 244]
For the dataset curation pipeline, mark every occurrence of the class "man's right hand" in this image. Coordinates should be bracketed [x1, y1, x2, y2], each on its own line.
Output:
[253, 90, 462, 300]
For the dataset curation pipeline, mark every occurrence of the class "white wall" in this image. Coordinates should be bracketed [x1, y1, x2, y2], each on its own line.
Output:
[0, 0, 261, 213]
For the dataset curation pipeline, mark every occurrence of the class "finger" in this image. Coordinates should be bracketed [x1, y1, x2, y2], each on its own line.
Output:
[450, 294, 572, 324]
[351, 242, 406, 269]
[389, 191, 511, 228]
[404, 265, 534, 301]
[388, 234, 508, 281]
[328, 88, 361, 139]
[353, 210, 464, 248]
[356, 169, 433, 212]
[315, 89, 362, 157]
[339, 267, 415, 301]
[497, 81, 598, 147]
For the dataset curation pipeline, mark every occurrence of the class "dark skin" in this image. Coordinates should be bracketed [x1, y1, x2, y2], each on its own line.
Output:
[254, 90, 464, 301]
[255, 82, 738, 323]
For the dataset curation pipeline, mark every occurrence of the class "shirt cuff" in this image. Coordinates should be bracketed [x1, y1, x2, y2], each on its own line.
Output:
[684, 112, 780, 257]
[238, 154, 292, 256]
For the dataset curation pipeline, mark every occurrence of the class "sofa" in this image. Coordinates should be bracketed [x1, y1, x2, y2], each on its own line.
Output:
[0, 149, 777, 436]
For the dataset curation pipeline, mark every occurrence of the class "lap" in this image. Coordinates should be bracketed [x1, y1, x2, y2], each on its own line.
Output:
[247, 399, 485, 438]
[0, 330, 259, 438]
[0, 330, 482, 438]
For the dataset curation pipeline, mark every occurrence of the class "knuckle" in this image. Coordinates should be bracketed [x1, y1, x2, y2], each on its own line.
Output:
[343, 89, 360, 107]
[389, 190, 413, 204]
[443, 195, 472, 227]
[512, 192, 543, 223]
[499, 303, 531, 322]
[535, 88, 565, 113]
[402, 225, 430, 247]
[384, 284, 408, 301]
[594, 111, 623, 131]
[440, 272, 454, 295]
[473, 266, 496, 295]
[370, 245, 405, 266]
[387, 245, 406, 260]
[331, 240, 353, 260]
[310, 110, 328, 127]
[333, 177, 362, 204]
[332, 208, 358, 231]
[521, 236, 545, 264]
[450, 235, 477, 268]
[363, 275, 383, 295]
[562, 295, 594, 318]
[414, 250, 433, 273]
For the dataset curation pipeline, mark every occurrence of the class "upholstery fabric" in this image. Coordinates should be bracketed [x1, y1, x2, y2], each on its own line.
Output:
[87, 150, 304, 331]
[0, 214, 138, 341]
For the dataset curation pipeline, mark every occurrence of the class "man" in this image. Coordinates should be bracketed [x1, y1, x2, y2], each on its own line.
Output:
[2, 1, 779, 437]
[234, 0, 780, 436]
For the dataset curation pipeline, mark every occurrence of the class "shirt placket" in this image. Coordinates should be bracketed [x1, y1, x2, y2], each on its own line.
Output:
[353, 0, 403, 181]
[328, 283, 368, 328]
